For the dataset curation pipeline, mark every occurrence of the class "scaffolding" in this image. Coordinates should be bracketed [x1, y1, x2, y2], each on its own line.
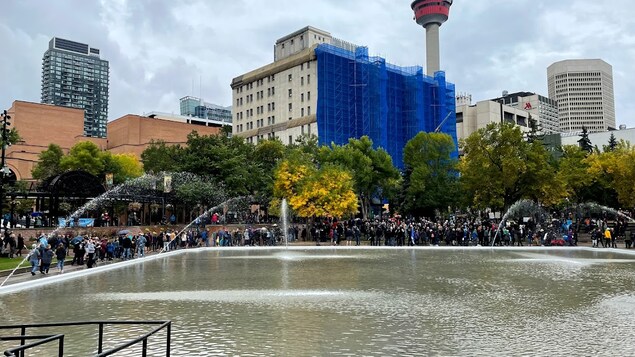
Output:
[315, 44, 457, 168]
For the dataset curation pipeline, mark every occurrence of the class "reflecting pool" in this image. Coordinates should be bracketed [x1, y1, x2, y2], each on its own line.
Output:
[1, 247, 635, 356]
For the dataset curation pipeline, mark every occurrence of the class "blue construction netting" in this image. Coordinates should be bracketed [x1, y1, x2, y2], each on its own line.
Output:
[315, 44, 457, 169]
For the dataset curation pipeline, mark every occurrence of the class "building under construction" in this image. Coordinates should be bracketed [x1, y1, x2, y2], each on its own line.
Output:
[231, 26, 456, 168]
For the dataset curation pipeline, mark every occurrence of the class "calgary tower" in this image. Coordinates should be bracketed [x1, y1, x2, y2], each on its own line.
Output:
[411, 0, 453, 76]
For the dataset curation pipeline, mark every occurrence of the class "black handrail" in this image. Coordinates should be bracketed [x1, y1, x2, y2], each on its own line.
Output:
[2, 334, 64, 357]
[0, 320, 171, 357]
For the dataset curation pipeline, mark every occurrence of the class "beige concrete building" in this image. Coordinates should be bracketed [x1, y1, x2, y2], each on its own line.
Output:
[231, 26, 356, 145]
[456, 99, 531, 142]
[547, 59, 616, 133]
[492, 91, 559, 134]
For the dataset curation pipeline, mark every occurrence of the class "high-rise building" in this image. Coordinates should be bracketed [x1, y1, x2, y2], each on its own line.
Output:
[41, 37, 109, 138]
[547, 59, 616, 133]
[179, 96, 232, 124]
[492, 91, 559, 134]
[230, 26, 456, 168]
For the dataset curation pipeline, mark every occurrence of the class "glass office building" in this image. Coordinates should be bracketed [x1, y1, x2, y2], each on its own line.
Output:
[41, 37, 109, 138]
[180, 96, 232, 124]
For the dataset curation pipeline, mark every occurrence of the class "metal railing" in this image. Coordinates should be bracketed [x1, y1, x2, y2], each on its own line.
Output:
[0, 320, 171, 357]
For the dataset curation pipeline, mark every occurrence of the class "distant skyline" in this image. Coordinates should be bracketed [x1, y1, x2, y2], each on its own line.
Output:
[1, 0, 634, 128]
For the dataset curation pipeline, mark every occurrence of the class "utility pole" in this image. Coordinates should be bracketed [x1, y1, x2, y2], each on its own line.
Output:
[0, 110, 12, 229]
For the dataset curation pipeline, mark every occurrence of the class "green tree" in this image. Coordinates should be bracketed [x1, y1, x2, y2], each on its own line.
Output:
[32, 144, 64, 180]
[140, 140, 183, 173]
[578, 126, 593, 154]
[318, 136, 400, 219]
[604, 133, 618, 152]
[401, 132, 459, 217]
[586, 142, 635, 207]
[558, 145, 593, 203]
[178, 132, 259, 197]
[253, 139, 287, 203]
[59, 141, 105, 176]
[526, 114, 543, 144]
[459, 122, 564, 211]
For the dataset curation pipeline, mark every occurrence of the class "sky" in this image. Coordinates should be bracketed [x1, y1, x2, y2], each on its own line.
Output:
[1, 0, 634, 126]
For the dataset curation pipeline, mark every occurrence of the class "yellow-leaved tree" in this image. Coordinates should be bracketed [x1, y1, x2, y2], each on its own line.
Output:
[586, 142, 635, 208]
[273, 157, 358, 224]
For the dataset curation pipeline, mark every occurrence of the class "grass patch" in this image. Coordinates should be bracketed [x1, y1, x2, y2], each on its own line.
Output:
[0, 256, 31, 271]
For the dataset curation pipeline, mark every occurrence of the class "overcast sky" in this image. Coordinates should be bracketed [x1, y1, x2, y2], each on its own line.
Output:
[1, 0, 634, 127]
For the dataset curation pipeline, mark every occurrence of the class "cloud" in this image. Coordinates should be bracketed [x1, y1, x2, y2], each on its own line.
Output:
[0, 0, 633, 127]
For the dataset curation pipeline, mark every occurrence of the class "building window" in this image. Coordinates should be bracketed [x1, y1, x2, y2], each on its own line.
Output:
[301, 77, 304, 86]
[272, 116, 275, 124]
[307, 106, 311, 116]
[307, 75, 311, 84]
[307, 61, 311, 69]
[301, 63, 304, 71]
[288, 103, 292, 112]
[289, 135, 293, 145]
[288, 74, 292, 82]
[288, 89, 292, 98]
[301, 93, 304, 102]
[301, 108, 305, 117]
[307, 91, 311, 101]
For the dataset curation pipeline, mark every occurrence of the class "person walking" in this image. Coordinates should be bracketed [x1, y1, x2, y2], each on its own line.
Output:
[85, 239, 96, 268]
[28, 244, 41, 276]
[137, 234, 147, 258]
[604, 228, 612, 248]
[40, 245, 54, 274]
[16, 234, 24, 257]
[55, 243, 66, 274]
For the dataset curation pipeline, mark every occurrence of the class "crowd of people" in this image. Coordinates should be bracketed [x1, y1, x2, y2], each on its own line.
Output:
[3, 211, 634, 279]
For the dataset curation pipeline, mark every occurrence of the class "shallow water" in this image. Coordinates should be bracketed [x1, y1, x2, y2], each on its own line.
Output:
[1, 247, 634, 356]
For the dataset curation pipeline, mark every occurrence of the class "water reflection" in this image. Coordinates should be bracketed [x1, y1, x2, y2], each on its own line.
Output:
[1, 248, 634, 356]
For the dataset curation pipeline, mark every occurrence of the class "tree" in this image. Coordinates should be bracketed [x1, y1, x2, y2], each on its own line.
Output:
[558, 145, 593, 203]
[59, 141, 105, 176]
[274, 159, 357, 219]
[102, 152, 143, 184]
[178, 132, 259, 197]
[140, 140, 182, 173]
[459, 122, 564, 211]
[318, 136, 400, 219]
[604, 133, 618, 152]
[32, 144, 64, 180]
[401, 132, 459, 217]
[578, 126, 593, 154]
[253, 139, 287, 204]
[586, 142, 635, 208]
[526, 114, 543, 144]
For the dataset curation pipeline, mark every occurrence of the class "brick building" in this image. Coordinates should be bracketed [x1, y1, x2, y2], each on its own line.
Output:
[5, 100, 223, 181]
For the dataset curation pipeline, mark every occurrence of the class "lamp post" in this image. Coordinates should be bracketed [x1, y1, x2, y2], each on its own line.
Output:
[0, 110, 12, 229]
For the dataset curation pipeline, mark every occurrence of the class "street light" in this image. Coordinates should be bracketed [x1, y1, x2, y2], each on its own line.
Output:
[0, 110, 12, 229]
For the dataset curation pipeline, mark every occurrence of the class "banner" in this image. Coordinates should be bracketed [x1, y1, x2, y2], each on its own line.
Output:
[58, 218, 95, 227]
[105, 173, 114, 188]
[163, 175, 172, 193]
